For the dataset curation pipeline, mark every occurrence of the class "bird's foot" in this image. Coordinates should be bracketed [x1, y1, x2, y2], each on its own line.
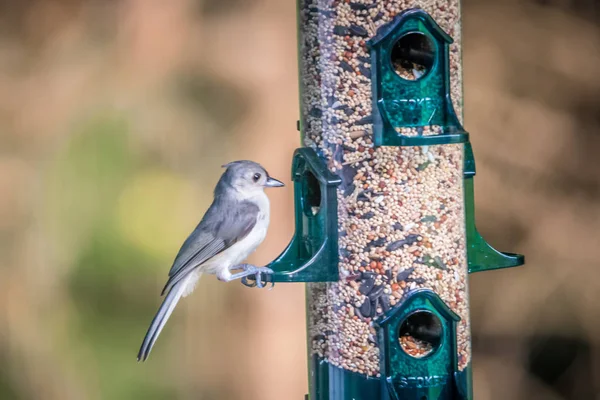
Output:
[229, 264, 274, 289]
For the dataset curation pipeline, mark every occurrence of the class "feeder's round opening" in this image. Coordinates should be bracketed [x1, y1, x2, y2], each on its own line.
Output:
[399, 311, 442, 358]
[302, 171, 321, 216]
[391, 33, 435, 81]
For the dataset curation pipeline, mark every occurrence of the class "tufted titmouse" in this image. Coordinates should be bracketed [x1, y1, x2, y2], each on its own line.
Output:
[137, 160, 284, 361]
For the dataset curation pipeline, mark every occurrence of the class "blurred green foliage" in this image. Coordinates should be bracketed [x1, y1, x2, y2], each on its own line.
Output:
[0, 356, 21, 400]
[39, 112, 204, 399]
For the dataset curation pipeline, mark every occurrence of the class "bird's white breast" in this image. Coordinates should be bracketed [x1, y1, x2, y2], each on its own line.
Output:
[231, 191, 270, 263]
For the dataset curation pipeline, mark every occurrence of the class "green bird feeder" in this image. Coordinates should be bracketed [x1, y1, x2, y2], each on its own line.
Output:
[244, 3, 524, 400]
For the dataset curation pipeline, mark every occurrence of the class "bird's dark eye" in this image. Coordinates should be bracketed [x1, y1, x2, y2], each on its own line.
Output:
[253, 173, 261, 182]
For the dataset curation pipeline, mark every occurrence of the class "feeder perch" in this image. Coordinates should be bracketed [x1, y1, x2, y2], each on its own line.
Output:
[264, 148, 342, 282]
[463, 143, 525, 273]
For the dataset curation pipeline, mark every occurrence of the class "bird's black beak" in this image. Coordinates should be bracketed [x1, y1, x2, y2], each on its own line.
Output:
[265, 177, 285, 188]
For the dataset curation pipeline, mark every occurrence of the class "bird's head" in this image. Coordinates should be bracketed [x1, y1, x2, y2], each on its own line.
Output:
[219, 160, 284, 198]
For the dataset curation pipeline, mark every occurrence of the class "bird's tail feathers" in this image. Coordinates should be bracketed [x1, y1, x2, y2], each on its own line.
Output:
[137, 275, 191, 362]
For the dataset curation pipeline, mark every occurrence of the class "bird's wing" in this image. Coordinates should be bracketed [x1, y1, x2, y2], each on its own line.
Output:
[161, 199, 260, 295]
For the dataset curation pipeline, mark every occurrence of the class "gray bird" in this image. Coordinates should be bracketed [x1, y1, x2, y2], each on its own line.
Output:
[137, 160, 284, 361]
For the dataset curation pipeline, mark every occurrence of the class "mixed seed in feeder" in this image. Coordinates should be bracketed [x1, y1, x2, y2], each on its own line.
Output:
[400, 335, 434, 358]
[390, 32, 435, 81]
[299, 0, 470, 378]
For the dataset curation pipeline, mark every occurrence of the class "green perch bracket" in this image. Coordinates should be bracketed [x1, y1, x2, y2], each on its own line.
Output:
[368, 9, 469, 146]
[464, 143, 525, 273]
[264, 147, 341, 283]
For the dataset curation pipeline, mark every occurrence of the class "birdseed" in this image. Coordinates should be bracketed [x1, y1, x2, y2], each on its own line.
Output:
[400, 334, 434, 358]
[299, 0, 470, 377]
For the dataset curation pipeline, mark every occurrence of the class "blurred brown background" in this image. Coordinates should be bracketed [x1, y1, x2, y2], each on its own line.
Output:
[0, 0, 599, 399]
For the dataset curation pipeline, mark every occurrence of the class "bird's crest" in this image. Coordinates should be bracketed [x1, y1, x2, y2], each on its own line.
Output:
[221, 160, 254, 169]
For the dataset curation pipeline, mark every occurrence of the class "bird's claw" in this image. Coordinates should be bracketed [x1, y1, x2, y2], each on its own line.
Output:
[237, 265, 274, 289]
